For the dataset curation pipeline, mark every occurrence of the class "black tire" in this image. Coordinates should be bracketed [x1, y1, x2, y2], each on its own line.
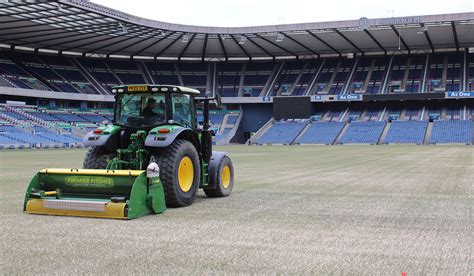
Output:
[152, 139, 200, 207]
[204, 156, 234, 198]
[82, 146, 116, 169]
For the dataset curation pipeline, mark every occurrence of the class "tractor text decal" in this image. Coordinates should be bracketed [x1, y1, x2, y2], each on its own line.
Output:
[65, 176, 114, 188]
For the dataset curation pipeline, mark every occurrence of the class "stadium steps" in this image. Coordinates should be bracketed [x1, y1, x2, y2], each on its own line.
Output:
[0, 75, 16, 88]
[378, 121, 392, 144]
[424, 121, 433, 144]
[216, 111, 243, 145]
[291, 123, 311, 144]
[35, 55, 82, 94]
[219, 113, 232, 133]
[263, 62, 284, 97]
[304, 59, 325, 95]
[70, 58, 109, 94]
[0, 111, 26, 126]
[3, 53, 57, 91]
[333, 122, 350, 144]
[103, 60, 124, 85]
[138, 61, 154, 84]
[247, 118, 274, 145]
[325, 60, 342, 93]
[6, 106, 62, 134]
[288, 62, 308, 95]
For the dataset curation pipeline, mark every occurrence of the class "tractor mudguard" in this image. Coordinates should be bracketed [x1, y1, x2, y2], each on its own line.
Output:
[83, 132, 112, 147]
[82, 125, 121, 149]
[207, 151, 228, 189]
[145, 126, 190, 148]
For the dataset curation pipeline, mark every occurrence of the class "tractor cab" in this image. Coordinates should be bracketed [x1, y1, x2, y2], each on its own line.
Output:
[112, 85, 198, 130]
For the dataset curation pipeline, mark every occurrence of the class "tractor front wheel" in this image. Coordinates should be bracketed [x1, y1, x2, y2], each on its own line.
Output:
[152, 139, 201, 207]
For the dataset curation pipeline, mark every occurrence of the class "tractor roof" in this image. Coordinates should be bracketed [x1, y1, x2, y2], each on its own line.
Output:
[112, 85, 201, 95]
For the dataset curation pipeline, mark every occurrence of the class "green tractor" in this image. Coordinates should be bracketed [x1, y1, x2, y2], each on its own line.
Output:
[23, 85, 234, 219]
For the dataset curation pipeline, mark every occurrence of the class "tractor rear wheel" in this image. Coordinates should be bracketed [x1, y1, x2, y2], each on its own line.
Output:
[152, 139, 200, 207]
[204, 156, 234, 197]
[83, 146, 115, 169]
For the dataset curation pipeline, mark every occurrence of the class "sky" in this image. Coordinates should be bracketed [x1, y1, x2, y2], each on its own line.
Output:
[91, 0, 474, 27]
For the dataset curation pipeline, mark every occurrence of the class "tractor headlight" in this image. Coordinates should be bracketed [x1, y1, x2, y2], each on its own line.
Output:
[147, 162, 160, 178]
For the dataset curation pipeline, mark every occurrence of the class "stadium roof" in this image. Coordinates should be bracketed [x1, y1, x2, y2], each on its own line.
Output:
[0, 0, 473, 61]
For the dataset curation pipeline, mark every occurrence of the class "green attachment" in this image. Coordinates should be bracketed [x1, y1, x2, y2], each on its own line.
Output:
[107, 130, 148, 170]
[23, 169, 167, 219]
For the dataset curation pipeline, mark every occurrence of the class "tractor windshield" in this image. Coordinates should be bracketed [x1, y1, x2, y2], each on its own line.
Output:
[115, 93, 167, 128]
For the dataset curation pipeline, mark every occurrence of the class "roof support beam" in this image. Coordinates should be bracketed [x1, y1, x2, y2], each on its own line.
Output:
[178, 33, 196, 60]
[105, 31, 162, 56]
[364, 29, 386, 54]
[0, 21, 119, 38]
[60, 29, 149, 53]
[217, 35, 228, 61]
[451, 22, 459, 52]
[255, 34, 298, 57]
[0, 15, 103, 35]
[335, 29, 363, 55]
[0, 29, 67, 44]
[91, 31, 151, 56]
[14, 32, 101, 47]
[282, 33, 319, 57]
[0, 28, 64, 39]
[155, 34, 183, 58]
[230, 35, 252, 60]
[246, 36, 275, 59]
[421, 23, 434, 53]
[391, 25, 410, 53]
[0, 2, 49, 11]
[132, 32, 175, 57]
[0, 6, 57, 17]
[307, 31, 341, 56]
[201, 34, 208, 61]
[0, 12, 90, 32]
[0, 10, 87, 24]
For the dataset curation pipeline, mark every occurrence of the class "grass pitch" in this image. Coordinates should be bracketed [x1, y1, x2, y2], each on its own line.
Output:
[0, 145, 472, 274]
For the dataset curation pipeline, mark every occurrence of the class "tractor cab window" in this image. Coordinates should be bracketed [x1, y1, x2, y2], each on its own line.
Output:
[172, 93, 194, 128]
[115, 93, 166, 128]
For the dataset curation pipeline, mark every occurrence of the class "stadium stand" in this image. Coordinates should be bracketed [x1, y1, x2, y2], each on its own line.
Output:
[1, 52, 474, 98]
[430, 120, 472, 144]
[296, 122, 345, 144]
[339, 121, 386, 144]
[384, 121, 428, 144]
[256, 121, 307, 144]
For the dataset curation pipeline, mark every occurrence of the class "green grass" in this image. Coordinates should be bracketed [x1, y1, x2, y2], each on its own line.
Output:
[0, 146, 472, 274]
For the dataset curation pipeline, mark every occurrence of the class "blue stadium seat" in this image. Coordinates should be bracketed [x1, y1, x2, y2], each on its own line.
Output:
[296, 122, 344, 144]
[257, 121, 307, 144]
[340, 121, 386, 144]
[430, 120, 472, 144]
[384, 121, 428, 144]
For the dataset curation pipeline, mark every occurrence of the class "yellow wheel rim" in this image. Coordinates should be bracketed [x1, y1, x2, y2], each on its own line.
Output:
[221, 165, 231, 189]
[178, 156, 194, 192]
